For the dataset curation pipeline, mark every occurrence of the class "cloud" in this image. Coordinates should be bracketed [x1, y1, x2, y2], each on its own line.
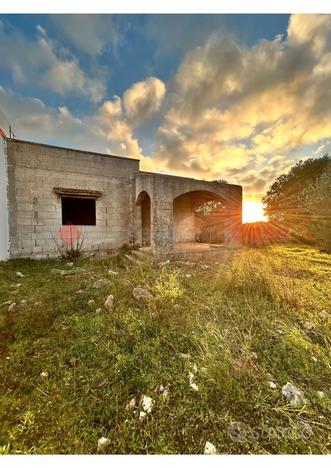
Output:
[150, 14, 331, 198]
[50, 15, 120, 56]
[123, 77, 166, 124]
[0, 23, 105, 102]
[97, 96, 142, 158]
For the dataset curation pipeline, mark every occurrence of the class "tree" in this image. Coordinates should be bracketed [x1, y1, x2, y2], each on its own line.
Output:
[262, 154, 331, 244]
[301, 166, 331, 252]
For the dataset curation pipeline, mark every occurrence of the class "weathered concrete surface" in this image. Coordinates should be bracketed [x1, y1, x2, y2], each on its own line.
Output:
[135, 172, 242, 257]
[0, 138, 10, 260]
[6, 139, 139, 258]
[5, 138, 242, 259]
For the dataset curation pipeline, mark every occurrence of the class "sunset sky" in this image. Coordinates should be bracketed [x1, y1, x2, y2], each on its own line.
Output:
[0, 14, 330, 201]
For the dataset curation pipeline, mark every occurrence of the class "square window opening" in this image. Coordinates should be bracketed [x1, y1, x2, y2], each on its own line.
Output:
[61, 197, 96, 226]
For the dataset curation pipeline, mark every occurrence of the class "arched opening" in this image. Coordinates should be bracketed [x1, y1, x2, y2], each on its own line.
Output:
[136, 191, 151, 246]
[173, 190, 227, 247]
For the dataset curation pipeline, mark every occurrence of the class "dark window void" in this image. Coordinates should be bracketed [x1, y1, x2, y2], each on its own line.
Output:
[61, 197, 96, 225]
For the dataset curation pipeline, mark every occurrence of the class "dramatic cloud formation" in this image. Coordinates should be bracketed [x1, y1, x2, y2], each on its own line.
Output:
[148, 14, 331, 198]
[123, 77, 166, 124]
[0, 23, 105, 102]
[0, 14, 330, 201]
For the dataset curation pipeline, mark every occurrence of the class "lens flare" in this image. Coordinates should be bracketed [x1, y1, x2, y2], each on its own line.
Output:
[242, 201, 267, 224]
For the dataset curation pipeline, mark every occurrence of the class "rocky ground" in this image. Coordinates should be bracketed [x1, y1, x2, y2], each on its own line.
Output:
[0, 244, 330, 454]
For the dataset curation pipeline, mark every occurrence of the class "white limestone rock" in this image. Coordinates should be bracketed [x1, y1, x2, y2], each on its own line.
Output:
[104, 295, 114, 310]
[282, 382, 306, 407]
[139, 411, 147, 423]
[40, 371, 49, 379]
[317, 391, 325, 399]
[204, 441, 217, 455]
[126, 397, 136, 411]
[268, 381, 277, 390]
[88, 299, 95, 306]
[97, 437, 110, 452]
[66, 262, 74, 268]
[141, 394, 154, 413]
[108, 269, 119, 276]
[16, 271, 24, 278]
[8, 303, 16, 312]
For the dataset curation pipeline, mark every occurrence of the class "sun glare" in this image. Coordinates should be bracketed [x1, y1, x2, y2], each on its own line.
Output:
[242, 201, 268, 224]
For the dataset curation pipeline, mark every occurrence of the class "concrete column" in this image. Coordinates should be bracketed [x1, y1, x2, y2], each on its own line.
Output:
[0, 137, 10, 260]
[151, 198, 173, 258]
[223, 189, 243, 247]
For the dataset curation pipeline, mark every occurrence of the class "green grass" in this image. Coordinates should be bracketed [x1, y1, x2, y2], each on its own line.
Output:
[0, 244, 330, 454]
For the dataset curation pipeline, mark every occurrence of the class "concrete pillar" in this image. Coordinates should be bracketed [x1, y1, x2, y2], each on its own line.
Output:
[151, 198, 173, 258]
[223, 192, 243, 248]
[0, 137, 10, 260]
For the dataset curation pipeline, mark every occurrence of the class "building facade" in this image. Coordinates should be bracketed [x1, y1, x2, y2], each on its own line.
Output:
[0, 138, 243, 260]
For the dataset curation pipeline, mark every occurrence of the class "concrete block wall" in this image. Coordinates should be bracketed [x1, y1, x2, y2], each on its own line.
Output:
[7, 140, 139, 258]
[0, 137, 9, 260]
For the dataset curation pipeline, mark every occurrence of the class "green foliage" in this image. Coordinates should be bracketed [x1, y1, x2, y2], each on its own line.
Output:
[263, 155, 331, 247]
[301, 166, 331, 251]
[0, 246, 330, 454]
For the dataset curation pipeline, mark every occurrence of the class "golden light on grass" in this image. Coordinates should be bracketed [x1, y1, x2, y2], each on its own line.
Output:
[242, 201, 268, 224]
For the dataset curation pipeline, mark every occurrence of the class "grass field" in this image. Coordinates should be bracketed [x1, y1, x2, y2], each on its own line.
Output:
[0, 244, 330, 454]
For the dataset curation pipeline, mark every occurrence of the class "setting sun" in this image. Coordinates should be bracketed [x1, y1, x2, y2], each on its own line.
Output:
[242, 201, 268, 223]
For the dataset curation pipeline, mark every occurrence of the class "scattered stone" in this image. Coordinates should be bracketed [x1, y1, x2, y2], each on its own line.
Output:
[298, 421, 313, 438]
[141, 394, 154, 413]
[304, 321, 314, 331]
[251, 352, 258, 360]
[139, 411, 147, 423]
[133, 287, 152, 301]
[104, 295, 114, 310]
[20, 299, 28, 306]
[34, 301, 41, 306]
[179, 352, 191, 360]
[125, 397, 136, 411]
[312, 355, 318, 362]
[66, 262, 74, 268]
[96, 308, 102, 313]
[191, 363, 198, 374]
[204, 441, 217, 455]
[1, 300, 13, 307]
[319, 310, 328, 320]
[282, 382, 306, 407]
[8, 303, 16, 312]
[108, 269, 119, 276]
[15, 283, 21, 288]
[189, 372, 199, 391]
[92, 278, 109, 289]
[185, 274, 192, 279]
[277, 329, 284, 335]
[317, 391, 325, 399]
[97, 437, 110, 452]
[40, 371, 49, 379]
[16, 271, 24, 278]
[268, 381, 277, 390]
[76, 290, 84, 294]
[88, 299, 95, 306]
[155, 383, 170, 399]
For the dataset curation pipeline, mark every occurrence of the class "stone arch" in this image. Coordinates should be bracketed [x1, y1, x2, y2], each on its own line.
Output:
[136, 191, 151, 246]
[173, 190, 227, 244]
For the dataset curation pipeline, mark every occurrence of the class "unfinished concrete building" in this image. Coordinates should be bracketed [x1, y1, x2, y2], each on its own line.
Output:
[0, 138, 243, 260]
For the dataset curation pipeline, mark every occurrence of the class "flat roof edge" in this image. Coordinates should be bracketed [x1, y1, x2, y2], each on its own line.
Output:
[6, 138, 140, 163]
[137, 170, 242, 189]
